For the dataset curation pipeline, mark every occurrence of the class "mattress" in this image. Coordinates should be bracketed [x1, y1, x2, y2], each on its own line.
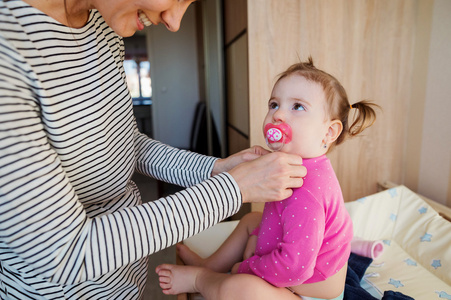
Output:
[345, 185, 451, 299]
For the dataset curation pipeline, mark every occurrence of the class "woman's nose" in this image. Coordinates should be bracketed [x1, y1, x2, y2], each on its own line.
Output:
[161, 3, 190, 32]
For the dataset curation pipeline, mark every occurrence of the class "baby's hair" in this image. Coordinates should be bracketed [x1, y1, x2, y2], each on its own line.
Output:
[276, 56, 380, 148]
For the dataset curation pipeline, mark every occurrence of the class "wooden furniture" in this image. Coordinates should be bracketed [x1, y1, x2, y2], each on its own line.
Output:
[224, 0, 250, 156]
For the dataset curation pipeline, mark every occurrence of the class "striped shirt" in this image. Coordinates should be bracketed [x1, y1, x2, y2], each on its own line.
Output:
[0, 1, 242, 299]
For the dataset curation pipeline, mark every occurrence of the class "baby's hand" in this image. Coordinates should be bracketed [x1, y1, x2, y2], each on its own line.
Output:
[243, 235, 258, 260]
[231, 262, 241, 274]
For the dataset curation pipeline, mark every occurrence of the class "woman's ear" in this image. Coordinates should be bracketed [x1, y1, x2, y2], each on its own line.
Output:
[327, 120, 343, 143]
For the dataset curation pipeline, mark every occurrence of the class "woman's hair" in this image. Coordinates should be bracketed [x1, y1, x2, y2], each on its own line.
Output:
[276, 56, 380, 148]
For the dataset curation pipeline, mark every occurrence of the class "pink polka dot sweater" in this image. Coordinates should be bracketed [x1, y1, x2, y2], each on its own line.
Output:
[237, 155, 353, 287]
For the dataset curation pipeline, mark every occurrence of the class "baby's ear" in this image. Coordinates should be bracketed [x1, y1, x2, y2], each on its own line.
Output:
[327, 120, 343, 143]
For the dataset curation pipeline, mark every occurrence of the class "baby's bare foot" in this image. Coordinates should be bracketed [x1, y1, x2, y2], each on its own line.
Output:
[177, 243, 205, 267]
[156, 264, 203, 295]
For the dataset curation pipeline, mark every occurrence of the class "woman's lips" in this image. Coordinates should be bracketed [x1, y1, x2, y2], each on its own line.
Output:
[264, 123, 292, 144]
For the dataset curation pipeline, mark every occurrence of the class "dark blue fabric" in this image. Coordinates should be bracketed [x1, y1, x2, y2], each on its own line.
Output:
[344, 253, 377, 300]
[344, 253, 415, 300]
[382, 291, 415, 300]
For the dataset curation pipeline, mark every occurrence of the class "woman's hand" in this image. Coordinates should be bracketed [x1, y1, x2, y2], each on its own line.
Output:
[228, 151, 306, 203]
[211, 146, 270, 176]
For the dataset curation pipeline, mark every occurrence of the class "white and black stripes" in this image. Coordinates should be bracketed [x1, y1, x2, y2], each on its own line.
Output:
[0, 1, 242, 299]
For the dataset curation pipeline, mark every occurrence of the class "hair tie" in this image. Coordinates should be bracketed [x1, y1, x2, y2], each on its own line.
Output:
[350, 104, 353, 109]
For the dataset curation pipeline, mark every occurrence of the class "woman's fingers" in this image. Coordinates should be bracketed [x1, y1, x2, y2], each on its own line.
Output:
[229, 152, 306, 203]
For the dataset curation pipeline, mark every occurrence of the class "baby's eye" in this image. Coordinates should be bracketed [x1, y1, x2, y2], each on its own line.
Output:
[293, 103, 305, 111]
[269, 102, 279, 110]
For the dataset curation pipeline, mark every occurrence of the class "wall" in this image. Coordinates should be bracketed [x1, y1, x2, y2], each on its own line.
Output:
[201, 0, 227, 157]
[416, 0, 451, 206]
[247, 0, 421, 209]
[147, 5, 200, 149]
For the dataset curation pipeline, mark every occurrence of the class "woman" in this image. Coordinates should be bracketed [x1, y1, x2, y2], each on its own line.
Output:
[0, 0, 306, 299]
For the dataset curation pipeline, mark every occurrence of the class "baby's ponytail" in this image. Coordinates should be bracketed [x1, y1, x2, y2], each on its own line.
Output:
[334, 100, 380, 147]
[348, 100, 379, 138]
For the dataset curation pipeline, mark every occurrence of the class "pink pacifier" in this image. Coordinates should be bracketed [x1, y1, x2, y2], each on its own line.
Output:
[264, 123, 292, 151]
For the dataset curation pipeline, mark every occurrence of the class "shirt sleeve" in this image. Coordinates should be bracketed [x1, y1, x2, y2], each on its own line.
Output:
[0, 38, 242, 286]
[133, 130, 218, 188]
[237, 192, 325, 287]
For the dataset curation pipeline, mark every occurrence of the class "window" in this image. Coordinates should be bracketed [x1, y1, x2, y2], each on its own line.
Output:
[124, 59, 152, 106]
[124, 34, 153, 136]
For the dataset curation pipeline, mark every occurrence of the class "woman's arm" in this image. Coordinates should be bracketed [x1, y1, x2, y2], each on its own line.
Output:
[133, 130, 218, 187]
[0, 44, 242, 286]
[0, 116, 242, 287]
[134, 131, 307, 204]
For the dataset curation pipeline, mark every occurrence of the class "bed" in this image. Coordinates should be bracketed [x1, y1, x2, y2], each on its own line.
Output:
[179, 184, 451, 300]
